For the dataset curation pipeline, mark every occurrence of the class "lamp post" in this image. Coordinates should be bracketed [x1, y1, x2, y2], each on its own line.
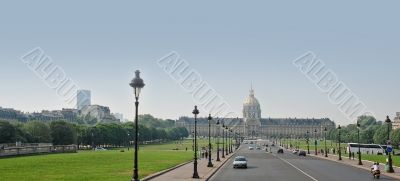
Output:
[385, 116, 394, 173]
[130, 70, 145, 181]
[324, 127, 328, 157]
[192, 106, 200, 179]
[225, 126, 229, 156]
[226, 126, 231, 154]
[128, 133, 130, 151]
[314, 129, 318, 155]
[216, 119, 221, 162]
[91, 132, 95, 150]
[207, 114, 214, 167]
[338, 125, 342, 161]
[222, 123, 225, 158]
[306, 131, 310, 154]
[230, 129, 233, 153]
[357, 121, 362, 165]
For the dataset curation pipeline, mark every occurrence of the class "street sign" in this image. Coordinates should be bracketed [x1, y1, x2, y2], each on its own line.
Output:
[386, 146, 393, 153]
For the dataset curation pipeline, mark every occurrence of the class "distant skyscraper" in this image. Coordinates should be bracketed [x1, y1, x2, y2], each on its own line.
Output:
[77, 90, 91, 110]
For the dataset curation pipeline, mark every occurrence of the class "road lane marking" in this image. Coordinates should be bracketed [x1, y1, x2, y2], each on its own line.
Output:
[274, 155, 319, 181]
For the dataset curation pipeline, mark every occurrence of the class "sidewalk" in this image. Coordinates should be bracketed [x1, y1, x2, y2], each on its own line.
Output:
[145, 150, 236, 181]
[296, 148, 400, 180]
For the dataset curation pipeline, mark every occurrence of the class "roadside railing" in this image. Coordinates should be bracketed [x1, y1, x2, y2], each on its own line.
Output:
[0, 145, 77, 157]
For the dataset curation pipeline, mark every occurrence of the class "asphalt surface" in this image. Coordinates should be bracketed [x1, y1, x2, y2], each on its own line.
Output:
[210, 143, 396, 181]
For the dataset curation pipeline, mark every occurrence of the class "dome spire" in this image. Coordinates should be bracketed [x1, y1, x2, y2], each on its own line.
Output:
[250, 83, 254, 96]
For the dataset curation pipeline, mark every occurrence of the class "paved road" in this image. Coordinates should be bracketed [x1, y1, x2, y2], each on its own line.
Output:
[210, 143, 395, 181]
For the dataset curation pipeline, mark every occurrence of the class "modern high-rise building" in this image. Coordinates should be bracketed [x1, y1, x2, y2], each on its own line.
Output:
[77, 90, 91, 110]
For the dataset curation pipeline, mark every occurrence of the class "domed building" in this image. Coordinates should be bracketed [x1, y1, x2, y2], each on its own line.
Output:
[243, 87, 262, 138]
[176, 86, 336, 139]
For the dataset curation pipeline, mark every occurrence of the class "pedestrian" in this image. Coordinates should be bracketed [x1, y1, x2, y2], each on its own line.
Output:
[186, 147, 188, 151]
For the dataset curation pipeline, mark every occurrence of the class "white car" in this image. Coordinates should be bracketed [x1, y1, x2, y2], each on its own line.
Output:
[95, 147, 107, 151]
[249, 146, 254, 150]
[233, 156, 248, 169]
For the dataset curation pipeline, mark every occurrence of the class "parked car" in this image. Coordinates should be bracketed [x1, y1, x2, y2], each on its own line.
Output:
[249, 146, 254, 150]
[256, 146, 261, 150]
[292, 150, 299, 154]
[233, 156, 248, 169]
[299, 151, 307, 156]
[277, 149, 284, 154]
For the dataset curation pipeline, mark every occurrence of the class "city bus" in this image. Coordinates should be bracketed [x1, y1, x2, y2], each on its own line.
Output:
[347, 143, 386, 155]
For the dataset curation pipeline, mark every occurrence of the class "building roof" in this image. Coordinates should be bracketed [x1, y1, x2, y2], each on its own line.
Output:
[177, 117, 334, 126]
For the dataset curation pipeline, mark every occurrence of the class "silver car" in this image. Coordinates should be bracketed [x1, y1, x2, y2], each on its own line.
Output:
[233, 156, 248, 169]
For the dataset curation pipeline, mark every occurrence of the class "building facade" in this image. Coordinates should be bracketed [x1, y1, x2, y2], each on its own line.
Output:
[393, 112, 400, 130]
[77, 90, 91, 110]
[176, 88, 336, 139]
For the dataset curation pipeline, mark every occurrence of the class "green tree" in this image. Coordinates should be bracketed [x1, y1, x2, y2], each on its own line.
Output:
[373, 125, 389, 145]
[50, 121, 76, 145]
[0, 120, 16, 143]
[391, 128, 400, 148]
[23, 121, 52, 143]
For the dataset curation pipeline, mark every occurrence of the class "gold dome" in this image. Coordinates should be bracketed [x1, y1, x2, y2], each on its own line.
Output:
[243, 88, 260, 106]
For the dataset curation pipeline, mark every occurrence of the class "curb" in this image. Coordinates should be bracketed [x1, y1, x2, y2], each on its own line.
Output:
[205, 150, 237, 181]
[142, 160, 193, 181]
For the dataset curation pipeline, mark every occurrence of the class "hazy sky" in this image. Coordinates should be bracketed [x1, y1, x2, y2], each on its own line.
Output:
[0, 1, 399, 125]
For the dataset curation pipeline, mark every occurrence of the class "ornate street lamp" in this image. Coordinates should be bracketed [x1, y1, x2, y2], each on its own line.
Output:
[338, 125, 342, 161]
[225, 125, 229, 156]
[357, 121, 362, 165]
[207, 114, 214, 167]
[324, 127, 328, 157]
[306, 131, 310, 154]
[230, 129, 233, 153]
[314, 129, 318, 155]
[129, 70, 145, 181]
[222, 122, 225, 158]
[192, 106, 200, 179]
[385, 116, 394, 173]
[216, 119, 221, 161]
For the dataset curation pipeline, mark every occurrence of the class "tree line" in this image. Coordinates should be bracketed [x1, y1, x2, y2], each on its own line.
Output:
[0, 114, 189, 147]
[326, 115, 400, 148]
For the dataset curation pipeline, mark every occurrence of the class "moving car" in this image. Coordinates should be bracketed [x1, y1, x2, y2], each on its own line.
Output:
[233, 156, 248, 169]
[299, 151, 307, 156]
[277, 149, 284, 154]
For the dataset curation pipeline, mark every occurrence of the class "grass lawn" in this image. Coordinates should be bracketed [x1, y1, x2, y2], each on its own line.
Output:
[360, 154, 400, 167]
[0, 140, 198, 181]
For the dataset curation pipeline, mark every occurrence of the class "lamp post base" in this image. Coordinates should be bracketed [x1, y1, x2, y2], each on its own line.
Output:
[192, 172, 200, 179]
